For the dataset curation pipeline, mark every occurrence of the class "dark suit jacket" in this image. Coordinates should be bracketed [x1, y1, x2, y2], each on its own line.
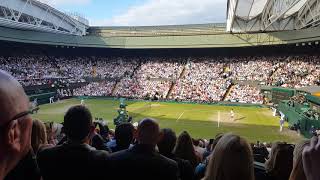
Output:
[162, 152, 194, 180]
[5, 150, 41, 180]
[108, 144, 179, 180]
[37, 142, 109, 180]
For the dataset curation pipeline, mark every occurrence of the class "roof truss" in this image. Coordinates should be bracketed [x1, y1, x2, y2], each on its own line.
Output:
[227, 0, 319, 32]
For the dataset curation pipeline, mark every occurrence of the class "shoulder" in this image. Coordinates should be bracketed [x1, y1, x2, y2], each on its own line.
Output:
[108, 149, 130, 160]
[174, 157, 193, 169]
[158, 154, 179, 169]
[90, 149, 109, 159]
[37, 144, 62, 157]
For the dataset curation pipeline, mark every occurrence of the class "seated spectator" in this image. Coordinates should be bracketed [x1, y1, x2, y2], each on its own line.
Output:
[193, 139, 206, 161]
[302, 136, 320, 180]
[108, 118, 179, 180]
[31, 119, 50, 154]
[289, 140, 309, 180]
[202, 133, 254, 180]
[174, 131, 201, 170]
[157, 128, 194, 180]
[44, 122, 58, 145]
[108, 123, 134, 153]
[0, 70, 36, 180]
[90, 131, 109, 152]
[195, 134, 223, 180]
[90, 122, 109, 151]
[37, 105, 109, 180]
[265, 142, 294, 180]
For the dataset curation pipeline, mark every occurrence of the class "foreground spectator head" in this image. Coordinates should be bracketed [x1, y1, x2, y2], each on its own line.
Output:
[265, 142, 294, 180]
[0, 70, 33, 179]
[157, 128, 177, 155]
[289, 140, 309, 180]
[210, 133, 224, 152]
[64, 105, 93, 143]
[31, 119, 48, 154]
[302, 136, 320, 180]
[136, 118, 160, 145]
[203, 133, 254, 180]
[174, 131, 199, 169]
[115, 122, 134, 149]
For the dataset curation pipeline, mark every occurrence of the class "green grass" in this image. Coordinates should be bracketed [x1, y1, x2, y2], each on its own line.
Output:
[32, 98, 304, 143]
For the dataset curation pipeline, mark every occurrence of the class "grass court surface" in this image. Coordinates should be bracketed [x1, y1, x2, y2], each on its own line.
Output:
[32, 98, 304, 143]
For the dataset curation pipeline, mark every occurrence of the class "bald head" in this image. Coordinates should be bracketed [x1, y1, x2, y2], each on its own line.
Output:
[0, 70, 29, 126]
[137, 118, 160, 145]
[0, 70, 33, 179]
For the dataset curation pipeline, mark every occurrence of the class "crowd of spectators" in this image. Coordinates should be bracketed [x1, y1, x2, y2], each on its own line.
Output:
[2, 70, 320, 180]
[73, 81, 116, 96]
[1, 54, 320, 103]
[115, 77, 171, 99]
[269, 55, 320, 88]
[226, 84, 264, 104]
[169, 60, 231, 102]
[227, 56, 284, 82]
[0, 56, 137, 86]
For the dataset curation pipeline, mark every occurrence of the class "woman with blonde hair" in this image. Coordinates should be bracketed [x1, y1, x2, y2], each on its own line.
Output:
[31, 119, 48, 154]
[289, 140, 309, 180]
[202, 133, 254, 180]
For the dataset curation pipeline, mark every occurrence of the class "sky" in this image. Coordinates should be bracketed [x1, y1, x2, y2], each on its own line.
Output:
[40, 0, 227, 26]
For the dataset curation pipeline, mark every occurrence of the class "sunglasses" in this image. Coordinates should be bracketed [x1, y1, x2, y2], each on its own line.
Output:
[0, 108, 34, 129]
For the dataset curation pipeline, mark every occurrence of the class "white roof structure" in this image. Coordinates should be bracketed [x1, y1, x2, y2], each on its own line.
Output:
[227, 0, 320, 32]
[0, 0, 89, 36]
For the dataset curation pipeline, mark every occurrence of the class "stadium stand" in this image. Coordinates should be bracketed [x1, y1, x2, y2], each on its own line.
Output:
[2, 53, 320, 180]
[2, 0, 320, 179]
[1, 54, 319, 104]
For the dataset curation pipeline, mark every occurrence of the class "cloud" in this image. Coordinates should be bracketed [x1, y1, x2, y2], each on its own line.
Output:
[91, 0, 226, 26]
[39, 0, 91, 6]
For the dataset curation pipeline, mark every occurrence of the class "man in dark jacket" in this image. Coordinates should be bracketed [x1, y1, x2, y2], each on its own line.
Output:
[108, 118, 179, 180]
[37, 105, 109, 180]
[157, 128, 194, 180]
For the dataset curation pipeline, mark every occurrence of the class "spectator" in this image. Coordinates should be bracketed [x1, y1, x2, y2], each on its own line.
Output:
[44, 122, 58, 145]
[302, 136, 320, 180]
[193, 139, 206, 161]
[174, 131, 201, 170]
[265, 142, 294, 180]
[202, 133, 254, 180]
[108, 118, 179, 180]
[158, 128, 194, 180]
[31, 119, 49, 154]
[195, 134, 224, 180]
[108, 123, 134, 153]
[37, 105, 109, 180]
[289, 140, 309, 180]
[0, 70, 35, 180]
[90, 131, 109, 152]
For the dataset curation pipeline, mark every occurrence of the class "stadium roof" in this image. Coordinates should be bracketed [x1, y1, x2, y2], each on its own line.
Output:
[227, 0, 320, 32]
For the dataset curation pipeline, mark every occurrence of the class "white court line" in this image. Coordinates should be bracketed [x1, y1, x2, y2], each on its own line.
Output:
[218, 111, 220, 128]
[176, 111, 185, 122]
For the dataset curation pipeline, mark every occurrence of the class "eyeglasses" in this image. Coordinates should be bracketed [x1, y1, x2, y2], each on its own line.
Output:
[0, 109, 33, 129]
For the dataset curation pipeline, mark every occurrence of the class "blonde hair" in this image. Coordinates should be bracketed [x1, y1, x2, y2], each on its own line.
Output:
[202, 133, 254, 180]
[289, 140, 309, 180]
[31, 119, 48, 153]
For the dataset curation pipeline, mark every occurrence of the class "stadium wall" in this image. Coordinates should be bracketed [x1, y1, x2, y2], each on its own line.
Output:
[278, 100, 320, 138]
[76, 96, 265, 108]
[1, 26, 320, 49]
